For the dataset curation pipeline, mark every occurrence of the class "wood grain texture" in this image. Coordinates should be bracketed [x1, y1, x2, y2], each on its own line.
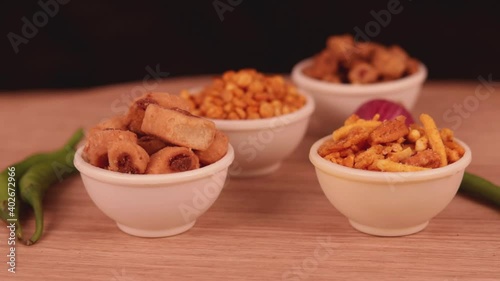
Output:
[0, 78, 499, 281]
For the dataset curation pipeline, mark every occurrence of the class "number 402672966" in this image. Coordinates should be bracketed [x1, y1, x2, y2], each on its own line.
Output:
[7, 167, 16, 218]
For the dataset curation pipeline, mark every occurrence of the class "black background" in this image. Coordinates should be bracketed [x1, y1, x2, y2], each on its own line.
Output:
[1, 0, 499, 90]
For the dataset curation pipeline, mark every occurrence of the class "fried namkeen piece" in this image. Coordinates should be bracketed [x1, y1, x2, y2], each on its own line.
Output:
[439, 128, 464, 163]
[372, 47, 407, 80]
[326, 34, 355, 62]
[320, 127, 370, 155]
[344, 114, 361, 125]
[94, 115, 128, 130]
[141, 104, 216, 151]
[444, 141, 465, 163]
[126, 96, 159, 133]
[137, 135, 167, 155]
[402, 149, 441, 168]
[406, 58, 420, 75]
[348, 62, 379, 84]
[440, 128, 454, 142]
[353, 42, 383, 60]
[332, 117, 381, 141]
[146, 146, 200, 174]
[195, 130, 229, 165]
[318, 139, 338, 157]
[409, 123, 425, 136]
[342, 154, 355, 168]
[388, 147, 413, 162]
[83, 129, 137, 168]
[354, 145, 384, 170]
[415, 136, 429, 151]
[407, 129, 421, 143]
[126, 92, 191, 134]
[376, 159, 429, 172]
[369, 116, 409, 144]
[420, 114, 447, 167]
[303, 50, 338, 79]
[108, 141, 150, 174]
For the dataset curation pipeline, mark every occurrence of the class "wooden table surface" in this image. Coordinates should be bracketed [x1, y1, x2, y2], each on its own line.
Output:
[0, 77, 499, 281]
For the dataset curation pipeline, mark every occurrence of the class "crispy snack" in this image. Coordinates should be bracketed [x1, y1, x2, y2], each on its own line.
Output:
[141, 104, 216, 151]
[180, 69, 306, 120]
[376, 159, 429, 172]
[369, 116, 409, 144]
[195, 130, 229, 165]
[108, 141, 150, 174]
[332, 118, 381, 141]
[303, 34, 420, 83]
[326, 34, 355, 62]
[83, 129, 137, 168]
[303, 51, 338, 79]
[347, 62, 379, 84]
[402, 149, 441, 169]
[419, 114, 447, 167]
[146, 146, 200, 174]
[372, 46, 407, 80]
[137, 135, 167, 155]
[126, 92, 191, 134]
[85, 92, 229, 174]
[94, 115, 128, 130]
[319, 114, 465, 171]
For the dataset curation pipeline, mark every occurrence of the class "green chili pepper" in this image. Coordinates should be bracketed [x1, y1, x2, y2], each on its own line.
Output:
[0, 129, 83, 243]
[459, 172, 500, 207]
[20, 151, 78, 245]
[0, 152, 60, 239]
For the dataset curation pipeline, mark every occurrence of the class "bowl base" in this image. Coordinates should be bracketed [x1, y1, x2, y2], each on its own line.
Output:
[116, 221, 196, 238]
[232, 162, 282, 178]
[348, 220, 429, 237]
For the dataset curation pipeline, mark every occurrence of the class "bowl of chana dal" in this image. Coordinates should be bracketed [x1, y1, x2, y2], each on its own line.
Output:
[180, 69, 315, 177]
[292, 34, 427, 136]
[309, 114, 471, 236]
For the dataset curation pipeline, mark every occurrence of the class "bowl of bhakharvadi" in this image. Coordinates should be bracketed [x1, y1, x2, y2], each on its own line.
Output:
[74, 92, 234, 237]
[292, 34, 427, 136]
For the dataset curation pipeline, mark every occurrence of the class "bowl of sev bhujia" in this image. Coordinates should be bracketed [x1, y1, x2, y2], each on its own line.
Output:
[74, 92, 234, 237]
[309, 113, 471, 236]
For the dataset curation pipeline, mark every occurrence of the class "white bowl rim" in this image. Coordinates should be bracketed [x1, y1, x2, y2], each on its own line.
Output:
[74, 144, 235, 185]
[188, 87, 316, 131]
[309, 135, 472, 183]
[292, 58, 428, 95]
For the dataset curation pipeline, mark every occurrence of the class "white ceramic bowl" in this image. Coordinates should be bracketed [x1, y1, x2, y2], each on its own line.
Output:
[210, 92, 315, 177]
[309, 136, 472, 236]
[292, 58, 427, 136]
[74, 145, 234, 238]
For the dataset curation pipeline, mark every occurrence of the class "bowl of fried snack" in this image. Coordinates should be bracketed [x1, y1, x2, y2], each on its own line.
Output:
[180, 69, 315, 177]
[309, 113, 471, 236]
[292, 34, 427, 136]
[74, 92, 235, 237]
